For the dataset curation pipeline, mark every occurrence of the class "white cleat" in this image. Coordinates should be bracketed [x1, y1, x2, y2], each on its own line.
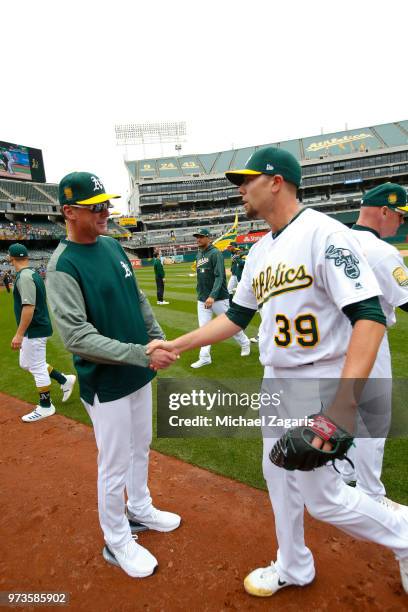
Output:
[157, 301, 170, 305]
[249, 336, 259, 343]
[21, 404, 56, 423]
[244, 563, 292, 597]
[190, 359, 211, 369]
[127, 506, 181, 532]
[399, 557, 408, 594]
[241, 343, 251, 357]
[103, 537, 157, 578]
[61, 374, 76, 402]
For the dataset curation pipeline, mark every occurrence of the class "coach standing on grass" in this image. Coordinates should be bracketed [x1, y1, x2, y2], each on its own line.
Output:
[190, 228, 250, 368]
[153, 249, 169, 305]
[46, 171, 181, 580]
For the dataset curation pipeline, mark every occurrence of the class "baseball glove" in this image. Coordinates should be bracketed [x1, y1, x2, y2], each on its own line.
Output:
[269, 413, 354, 471]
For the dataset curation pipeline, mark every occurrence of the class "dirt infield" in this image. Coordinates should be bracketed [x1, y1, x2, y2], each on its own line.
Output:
[0, 394, 406, 611]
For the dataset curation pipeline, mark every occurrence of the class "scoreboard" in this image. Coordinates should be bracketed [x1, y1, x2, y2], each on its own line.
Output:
[0, 140, 46, 183]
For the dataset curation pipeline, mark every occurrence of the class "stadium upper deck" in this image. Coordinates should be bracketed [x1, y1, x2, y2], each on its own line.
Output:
[126, 120, 408, 181]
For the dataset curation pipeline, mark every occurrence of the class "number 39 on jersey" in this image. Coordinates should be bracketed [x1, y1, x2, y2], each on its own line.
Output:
[274, 313, 319, 348]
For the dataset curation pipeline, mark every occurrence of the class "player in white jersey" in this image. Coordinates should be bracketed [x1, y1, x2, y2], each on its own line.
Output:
[338, 183, 408, 504]
[147, 147, 408, 597]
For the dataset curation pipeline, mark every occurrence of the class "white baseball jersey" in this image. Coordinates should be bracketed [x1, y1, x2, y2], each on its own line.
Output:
[234, 208, 382, 368]
[351, 228, 408, 327]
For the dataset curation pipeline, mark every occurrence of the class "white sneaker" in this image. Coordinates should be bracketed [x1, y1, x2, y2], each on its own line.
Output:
[244, 562, 292, 597]
[61, 374, 76, 402]
[191, 358, 211, 369]
[103, 537, 157, 578]
[21, 404, 56, 423]
[157, 301, 170, 305]
[127, 507, 181, 533]
[400, 557, 408, 594]
[249, 336, 259, 343]
[241, 343, 251, 357]
[379, 496, 407, 513]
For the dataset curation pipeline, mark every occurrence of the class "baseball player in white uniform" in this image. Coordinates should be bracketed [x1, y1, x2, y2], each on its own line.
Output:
[147, 147, 408, 596]
[338, 183, 408, 504]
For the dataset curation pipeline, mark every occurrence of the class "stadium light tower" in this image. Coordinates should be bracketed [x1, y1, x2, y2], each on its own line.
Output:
[114, 121, 187, 158]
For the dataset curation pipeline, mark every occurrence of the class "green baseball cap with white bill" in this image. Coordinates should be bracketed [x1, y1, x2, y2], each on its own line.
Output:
[225, 146, 302, 188]
[59, 171, 120, 206]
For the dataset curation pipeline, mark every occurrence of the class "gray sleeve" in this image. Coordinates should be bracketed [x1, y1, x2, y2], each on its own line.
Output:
[17, 269, 36, 306]
[138, 289, 166, 341]
[46, 270, 150, 367]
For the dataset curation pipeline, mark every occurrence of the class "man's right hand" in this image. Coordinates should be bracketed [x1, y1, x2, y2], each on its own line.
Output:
[149, 347, 178, 371]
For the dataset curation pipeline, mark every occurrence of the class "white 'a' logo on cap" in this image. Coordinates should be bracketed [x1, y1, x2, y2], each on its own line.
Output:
[91, 176, 103, 191]
[266, 164, 274, 171]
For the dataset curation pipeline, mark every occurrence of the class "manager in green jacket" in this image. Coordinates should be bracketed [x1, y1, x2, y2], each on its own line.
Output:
[47, 171, 181, 580]
[191, 229, 250, 368]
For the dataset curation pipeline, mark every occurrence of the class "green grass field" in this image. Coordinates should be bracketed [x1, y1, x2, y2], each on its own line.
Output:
[0, 260, 407, 502]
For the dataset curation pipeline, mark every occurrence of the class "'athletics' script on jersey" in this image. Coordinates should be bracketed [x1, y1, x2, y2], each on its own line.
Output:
[252, 262, 313, 304]
[196, 256, 210, 269]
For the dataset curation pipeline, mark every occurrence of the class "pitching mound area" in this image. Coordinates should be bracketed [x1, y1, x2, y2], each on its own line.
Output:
[0, 393, 406, 611]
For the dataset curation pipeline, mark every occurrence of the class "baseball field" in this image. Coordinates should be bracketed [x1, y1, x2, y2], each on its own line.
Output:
[0, 260, 407, 503]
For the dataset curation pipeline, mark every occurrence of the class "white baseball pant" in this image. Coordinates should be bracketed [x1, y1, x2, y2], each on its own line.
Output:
[82, 382, 153, 549]
[262, 361, 408, 586]
[19, 337, 51, 388]
[338, 334, 392, 499]
[197, 299, 249, 360]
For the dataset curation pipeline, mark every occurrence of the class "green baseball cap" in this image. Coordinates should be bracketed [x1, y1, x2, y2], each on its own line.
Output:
[362, 183, 408, 213]
[225, 146, 302, 188]
[59, 171, 120, 206]
[8, 243, 28, 258]
[193, 229, 211, 237]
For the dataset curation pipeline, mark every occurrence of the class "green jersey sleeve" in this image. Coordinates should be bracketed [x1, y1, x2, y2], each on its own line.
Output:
[138, 289, 166, 340]
[47, 269, 151, 368]
[16, 269, 37, 306]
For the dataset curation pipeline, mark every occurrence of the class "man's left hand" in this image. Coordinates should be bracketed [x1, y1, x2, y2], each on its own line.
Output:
[204, 297, 214, 309]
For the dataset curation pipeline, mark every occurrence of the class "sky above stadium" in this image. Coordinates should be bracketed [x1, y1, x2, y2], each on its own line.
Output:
[2, 0, 407, 211]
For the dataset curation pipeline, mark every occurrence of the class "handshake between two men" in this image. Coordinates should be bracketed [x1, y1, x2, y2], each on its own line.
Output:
[145, 311, 239, 372]
[147, 339, 179, 371]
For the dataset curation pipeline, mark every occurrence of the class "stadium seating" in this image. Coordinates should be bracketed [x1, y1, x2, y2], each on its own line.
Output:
[0, 180, 52, 203]
[0, 217, 64, 240]
[35, 183, 58, 201]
